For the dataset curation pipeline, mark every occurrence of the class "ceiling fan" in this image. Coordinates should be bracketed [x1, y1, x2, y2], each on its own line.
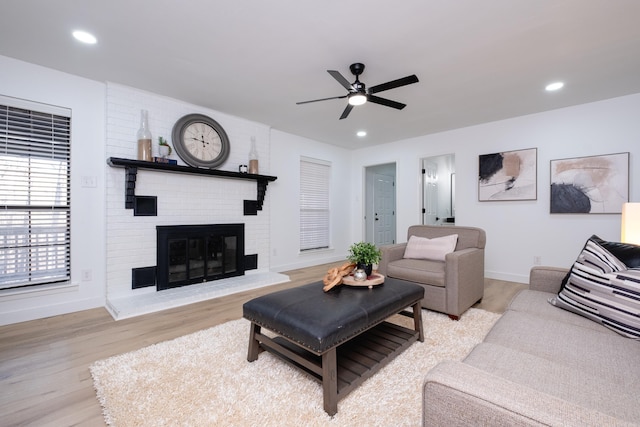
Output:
[296, 63, 419, 120]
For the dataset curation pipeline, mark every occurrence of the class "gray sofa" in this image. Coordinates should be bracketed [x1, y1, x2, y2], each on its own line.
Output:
[378, 225, 486, 320]
[422, 266, 640, 426]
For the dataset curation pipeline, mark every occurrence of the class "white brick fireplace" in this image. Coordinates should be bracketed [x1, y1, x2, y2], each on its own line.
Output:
[104, 83, 287, 319]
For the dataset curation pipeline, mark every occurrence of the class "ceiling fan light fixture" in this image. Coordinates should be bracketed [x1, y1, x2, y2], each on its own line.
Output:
[296, 63, 418, 120]
[348, 93, 367, 106]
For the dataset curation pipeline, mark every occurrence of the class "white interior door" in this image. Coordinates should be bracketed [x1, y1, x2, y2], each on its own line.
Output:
[373, 173, 396, 246]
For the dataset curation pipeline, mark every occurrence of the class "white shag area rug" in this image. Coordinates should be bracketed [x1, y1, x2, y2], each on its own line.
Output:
[90, 308, 500, 426]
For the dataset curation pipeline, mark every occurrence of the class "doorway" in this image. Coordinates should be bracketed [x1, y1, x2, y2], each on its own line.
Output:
[365, 163, 396, 246]
[421, 154, 455, 225]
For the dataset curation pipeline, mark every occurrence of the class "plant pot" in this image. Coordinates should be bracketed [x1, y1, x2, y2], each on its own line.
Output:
[357, 263, 373, 277]
[159, 145, 170, 158]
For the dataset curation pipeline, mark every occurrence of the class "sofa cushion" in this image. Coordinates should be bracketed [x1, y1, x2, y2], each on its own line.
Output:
[423, 361, 628, 426]
[463, 342, 640, 423]
[549, 238, 640, 339]
[509, 290, 616, 334]
[484, 310, 640, 372]
[386, 258, 445, 286]
[403, 234, 458, 261]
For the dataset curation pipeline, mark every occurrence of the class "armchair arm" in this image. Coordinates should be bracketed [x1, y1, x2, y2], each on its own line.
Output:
[378, 243, 406, 276]
[444, 248, 485, 317]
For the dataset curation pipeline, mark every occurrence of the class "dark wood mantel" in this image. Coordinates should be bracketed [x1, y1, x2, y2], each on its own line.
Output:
[107, 157, 277, 215]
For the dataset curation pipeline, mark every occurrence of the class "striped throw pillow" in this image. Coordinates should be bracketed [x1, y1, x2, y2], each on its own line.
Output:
[549, 238, 640, 339]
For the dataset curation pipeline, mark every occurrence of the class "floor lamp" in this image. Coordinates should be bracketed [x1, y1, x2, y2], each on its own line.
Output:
[621, 203, 640, 245]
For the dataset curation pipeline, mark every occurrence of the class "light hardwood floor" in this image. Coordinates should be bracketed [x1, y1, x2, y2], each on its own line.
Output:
[0, 263, 526, 426]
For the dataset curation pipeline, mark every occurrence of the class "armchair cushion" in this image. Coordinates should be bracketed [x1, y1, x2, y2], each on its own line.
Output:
[387, 258, 446, 287]
[403, 234, 458, 261]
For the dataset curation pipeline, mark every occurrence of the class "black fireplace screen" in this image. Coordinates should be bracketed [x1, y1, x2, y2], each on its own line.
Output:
[156, 224, 245, 291]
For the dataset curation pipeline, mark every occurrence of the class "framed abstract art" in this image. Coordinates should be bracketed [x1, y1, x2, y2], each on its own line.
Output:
[478, 148, 537, 201]
[550, 152, 629, 214]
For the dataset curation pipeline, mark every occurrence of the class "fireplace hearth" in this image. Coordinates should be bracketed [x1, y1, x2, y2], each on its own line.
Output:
[156, 224, 247, 291]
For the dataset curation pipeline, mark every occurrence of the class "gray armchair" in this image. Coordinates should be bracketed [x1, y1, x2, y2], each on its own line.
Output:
[378, 225, 486, 320]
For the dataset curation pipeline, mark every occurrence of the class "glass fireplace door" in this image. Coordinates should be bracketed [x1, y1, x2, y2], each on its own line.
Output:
[157, 224, 245, 291]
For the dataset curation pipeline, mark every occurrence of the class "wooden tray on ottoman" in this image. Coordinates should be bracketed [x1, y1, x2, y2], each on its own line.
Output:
[342, 272, 384, 288]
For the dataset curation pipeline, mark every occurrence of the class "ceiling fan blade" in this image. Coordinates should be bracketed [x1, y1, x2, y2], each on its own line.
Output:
[368, 74, 419, 94]
[339, 104, 354, 120]
[328, 70, 355, 91]
[296, 95, 347, 105]
[368, 95, 406, 110]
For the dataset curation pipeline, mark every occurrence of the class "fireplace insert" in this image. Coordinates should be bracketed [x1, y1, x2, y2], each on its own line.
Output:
[156, 224, 245, 291]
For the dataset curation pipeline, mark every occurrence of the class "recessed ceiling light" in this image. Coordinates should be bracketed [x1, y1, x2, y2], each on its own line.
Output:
[357, 131, 367, 137]
[545, 82, 564, 91]
[72, 30, 97, 44]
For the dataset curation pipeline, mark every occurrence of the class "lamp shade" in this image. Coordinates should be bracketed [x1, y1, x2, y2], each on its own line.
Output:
[621, 203, 640, 245]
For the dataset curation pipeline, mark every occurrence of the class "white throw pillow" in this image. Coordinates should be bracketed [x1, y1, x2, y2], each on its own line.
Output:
[403, 234, 458, 261]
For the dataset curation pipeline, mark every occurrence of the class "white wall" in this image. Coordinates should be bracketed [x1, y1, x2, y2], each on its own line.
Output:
[269, 130, 352, 271]
[0, 56, 106, 324]
[349, 93, 640, 282]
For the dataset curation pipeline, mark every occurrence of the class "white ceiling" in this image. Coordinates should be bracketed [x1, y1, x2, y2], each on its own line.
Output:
[1, 0, 640, 149]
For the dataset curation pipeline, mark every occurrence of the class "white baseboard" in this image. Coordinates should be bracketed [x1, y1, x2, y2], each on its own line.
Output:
[0, 296, 105, 326]
[271, 255, 347, 273]
[485, 270, 529, 284]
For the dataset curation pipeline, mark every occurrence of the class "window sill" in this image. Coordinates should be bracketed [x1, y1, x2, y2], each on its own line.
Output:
[0, 282, 79, 300]
[299, 247, 335, 255]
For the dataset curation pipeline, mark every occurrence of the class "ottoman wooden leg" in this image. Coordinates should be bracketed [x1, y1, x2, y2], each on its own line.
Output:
[413, 301, 424, 342]
[322, 348, 338, 416]
[247, 322, 262, 362]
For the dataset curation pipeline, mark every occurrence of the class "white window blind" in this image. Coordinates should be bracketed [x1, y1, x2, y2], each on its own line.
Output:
[300, 157, 330, 251]
[0, 96, 71, 290]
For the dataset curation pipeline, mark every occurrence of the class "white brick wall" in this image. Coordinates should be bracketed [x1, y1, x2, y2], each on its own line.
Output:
[105, 83, 272, 299]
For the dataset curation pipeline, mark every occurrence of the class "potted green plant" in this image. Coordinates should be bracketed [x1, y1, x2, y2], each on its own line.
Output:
[347, 241, 382, 276]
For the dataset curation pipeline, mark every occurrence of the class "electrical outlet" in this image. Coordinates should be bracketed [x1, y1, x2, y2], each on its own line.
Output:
[533, 256, 542, 265]
[81, 269, 92, 281]
[81, 176, 97, 188]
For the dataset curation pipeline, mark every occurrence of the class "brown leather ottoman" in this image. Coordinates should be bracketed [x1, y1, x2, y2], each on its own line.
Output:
[242, 277, 424, 415]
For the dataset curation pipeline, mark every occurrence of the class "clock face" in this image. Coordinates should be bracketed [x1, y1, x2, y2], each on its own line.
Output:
[183, 122, 222, 161]
[172, 114, 230, 168]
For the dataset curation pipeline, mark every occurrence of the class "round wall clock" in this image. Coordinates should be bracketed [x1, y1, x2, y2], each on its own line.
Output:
[171, 114, 230, 168]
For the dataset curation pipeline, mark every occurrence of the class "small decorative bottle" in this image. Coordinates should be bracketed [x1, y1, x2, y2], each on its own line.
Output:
[248, 136, 259, 174]
[137, 109, 152, 161]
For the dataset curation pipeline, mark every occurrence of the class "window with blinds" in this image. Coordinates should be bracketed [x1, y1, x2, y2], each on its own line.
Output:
[300, 157, 330, 251]
[0, 96, 71, 290]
